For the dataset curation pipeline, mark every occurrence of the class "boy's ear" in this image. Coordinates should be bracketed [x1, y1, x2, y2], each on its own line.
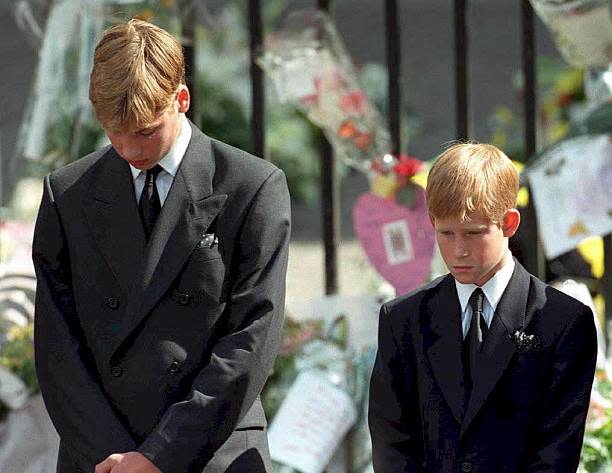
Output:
[429, 214, 436, 229]
[501, 209, 520, 237]
[176, 85, 190, 113]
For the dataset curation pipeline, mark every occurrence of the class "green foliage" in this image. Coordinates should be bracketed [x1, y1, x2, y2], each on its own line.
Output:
[582, 417, 612, 472]
[581, 377, 612, 472]
[489, 56, 585, 162]
[0, 324, 38, 420]
[0, 324, 38, 395]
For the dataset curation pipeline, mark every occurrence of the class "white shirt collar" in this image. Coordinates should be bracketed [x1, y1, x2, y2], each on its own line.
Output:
[129, 114, 192, 180]
[455, 252, 515, 313]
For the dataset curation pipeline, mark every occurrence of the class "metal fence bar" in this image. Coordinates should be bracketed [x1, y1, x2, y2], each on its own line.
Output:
[249, 0, 266, 159]
[522, 0, 536, 158]
[183, 13, 197, 126]
[454, 0, 468, 140]
[385, 0, 401, 155]
[519, 0, 546, 280]
[318, 0, 339, 295]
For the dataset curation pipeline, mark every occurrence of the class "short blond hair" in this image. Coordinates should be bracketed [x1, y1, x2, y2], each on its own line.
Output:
[89, 18, 185, 132]
[426, 142, 519, 224]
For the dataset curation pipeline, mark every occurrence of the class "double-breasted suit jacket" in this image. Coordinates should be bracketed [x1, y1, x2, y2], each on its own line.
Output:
[32, 123, 291, 473]
[368, 261, 597, 473]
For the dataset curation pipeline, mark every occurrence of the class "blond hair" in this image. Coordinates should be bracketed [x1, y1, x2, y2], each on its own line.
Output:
[89, 18, 185, 132]
[426, 142, 519, 224]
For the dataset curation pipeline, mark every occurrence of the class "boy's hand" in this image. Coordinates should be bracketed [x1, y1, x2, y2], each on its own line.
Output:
[95, 452, 162, 473]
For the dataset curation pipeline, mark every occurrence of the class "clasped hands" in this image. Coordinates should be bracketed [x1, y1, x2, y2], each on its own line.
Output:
[95, 451, 162, 473]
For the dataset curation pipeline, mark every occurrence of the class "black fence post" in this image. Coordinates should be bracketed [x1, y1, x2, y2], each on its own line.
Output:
[385, 0, 401, 156]
[318, 0, 340, 295]
[454, 0, 468, 140]
[249, 0, 266, 160]
[519, 0, 546, 280]
[183, 13, 197, 126]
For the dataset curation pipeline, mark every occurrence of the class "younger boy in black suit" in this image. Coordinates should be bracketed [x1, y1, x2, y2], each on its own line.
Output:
[368, 143, 597, 473]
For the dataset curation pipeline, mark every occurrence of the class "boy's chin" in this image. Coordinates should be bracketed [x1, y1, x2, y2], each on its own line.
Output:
[453, 276, 475, 285]
[450, 271, 478, 285]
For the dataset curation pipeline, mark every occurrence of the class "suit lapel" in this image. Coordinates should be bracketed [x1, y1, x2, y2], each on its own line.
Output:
[82, 148, 146, 296]
[460, 260, 532, 436]
[425, 275, 466, 425]
[112, 125, 227, 357]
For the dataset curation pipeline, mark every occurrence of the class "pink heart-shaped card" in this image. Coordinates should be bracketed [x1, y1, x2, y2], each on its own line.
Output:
[353, 189, 435, 295]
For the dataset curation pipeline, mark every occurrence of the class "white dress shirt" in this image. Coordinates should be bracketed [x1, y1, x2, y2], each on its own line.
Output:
[130, 113, 192, 205]
[455, 253, 515, 339]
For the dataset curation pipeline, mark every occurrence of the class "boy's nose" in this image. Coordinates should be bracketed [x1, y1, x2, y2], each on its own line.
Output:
[120, 142, 141, 160]
[454, 243, 469, 258]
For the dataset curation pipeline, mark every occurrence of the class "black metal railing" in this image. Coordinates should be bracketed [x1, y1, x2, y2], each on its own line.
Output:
[205, 0, 610, 353]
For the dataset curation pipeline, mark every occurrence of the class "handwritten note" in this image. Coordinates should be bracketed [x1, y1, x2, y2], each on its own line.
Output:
[268, 370, 357, 473]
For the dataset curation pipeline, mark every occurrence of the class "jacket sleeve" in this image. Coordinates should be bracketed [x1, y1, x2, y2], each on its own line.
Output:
[137, 168, 291, 473]
[32, 175, 137, 470]
[526, 304, 597, 473]
[368, 303, 424, 472]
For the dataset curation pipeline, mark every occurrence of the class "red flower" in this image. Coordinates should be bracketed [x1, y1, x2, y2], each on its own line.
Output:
[556, 93, 574, 108]
[338, 121, 358, 139]
[353, 132, 373, 150]
[339, 90, 367, 115]
[393, 154, 422, 178]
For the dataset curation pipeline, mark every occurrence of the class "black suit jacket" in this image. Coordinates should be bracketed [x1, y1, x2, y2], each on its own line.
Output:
[32, 123, 291, 473]
[368, 261, 597, 473]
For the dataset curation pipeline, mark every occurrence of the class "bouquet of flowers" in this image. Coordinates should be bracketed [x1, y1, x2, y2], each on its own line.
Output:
[258, 9, 390, 172]
[262, 315, 376, 473]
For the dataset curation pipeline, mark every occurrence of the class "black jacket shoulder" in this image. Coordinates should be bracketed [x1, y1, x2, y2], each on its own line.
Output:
[383, 274, 450, 319]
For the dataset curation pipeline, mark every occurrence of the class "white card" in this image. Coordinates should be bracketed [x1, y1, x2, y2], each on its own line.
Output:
[268, 370, 357, 473]
[381, 219, 415, 265]
[526, 134, 612, 259]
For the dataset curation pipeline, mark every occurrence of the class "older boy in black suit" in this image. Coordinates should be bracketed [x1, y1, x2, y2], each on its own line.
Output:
[368, 143, 597, 472]
[33, 19, 290, 473]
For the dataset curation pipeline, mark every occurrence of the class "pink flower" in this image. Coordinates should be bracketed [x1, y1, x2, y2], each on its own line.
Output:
[339, 90, 367, 115]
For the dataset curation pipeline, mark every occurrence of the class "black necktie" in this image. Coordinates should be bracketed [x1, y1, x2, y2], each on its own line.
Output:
[463, 288, 487, 396]
[138, 165, 163, 240]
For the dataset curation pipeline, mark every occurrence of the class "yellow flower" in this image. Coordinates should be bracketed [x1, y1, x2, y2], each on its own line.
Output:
[554, 69, 583, 96]
[371, 174, 399, 199]
[578, 237, 603, 279]
[548, 121, 570, 143]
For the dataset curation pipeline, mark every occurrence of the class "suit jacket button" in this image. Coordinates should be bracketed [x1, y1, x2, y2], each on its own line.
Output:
[178, 293, 191, 305]
[461, 462, 473, 472]
[110, 366, 123, 377]
[106, 297, 119, 309]
[168, 361, 180, 373]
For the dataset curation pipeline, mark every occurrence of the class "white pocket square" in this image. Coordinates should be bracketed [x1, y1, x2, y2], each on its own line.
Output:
[198, 233, 218, 248]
